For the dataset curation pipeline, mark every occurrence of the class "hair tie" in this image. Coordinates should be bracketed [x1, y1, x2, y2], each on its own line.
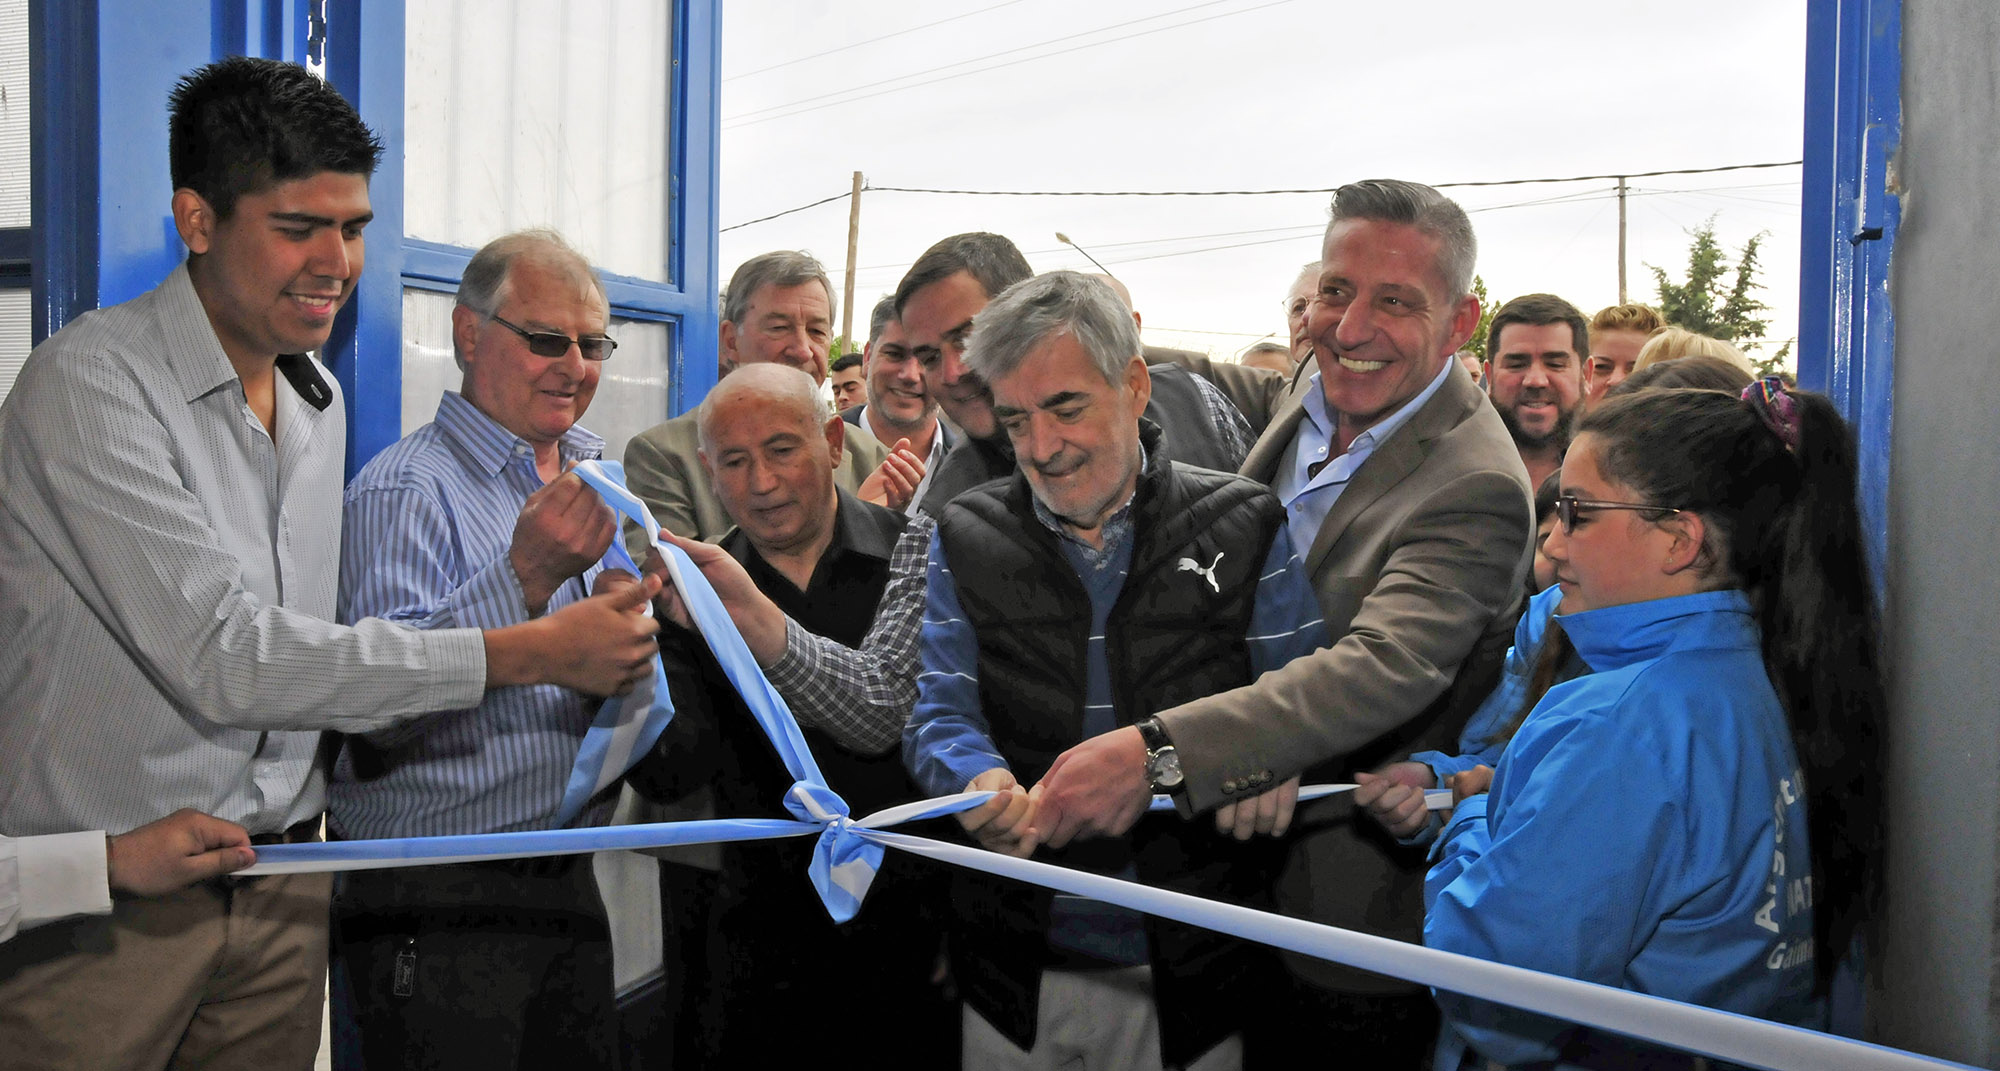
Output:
[1741, 375, 1800, 452]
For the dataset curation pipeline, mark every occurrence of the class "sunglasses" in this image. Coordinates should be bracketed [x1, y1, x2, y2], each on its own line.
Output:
[1555, 493, 1682, 532]
[490, 315, 618, 361]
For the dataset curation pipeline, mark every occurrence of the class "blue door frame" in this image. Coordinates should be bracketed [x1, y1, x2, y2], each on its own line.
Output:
[30, 0, 721, 477]
[1798, 0, 1902, 579]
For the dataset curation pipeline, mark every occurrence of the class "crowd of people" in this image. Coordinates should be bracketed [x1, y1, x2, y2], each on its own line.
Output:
[0, 56, 1886, 1071]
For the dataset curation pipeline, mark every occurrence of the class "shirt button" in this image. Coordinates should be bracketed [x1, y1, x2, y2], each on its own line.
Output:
[1222, 779, 1239, 794]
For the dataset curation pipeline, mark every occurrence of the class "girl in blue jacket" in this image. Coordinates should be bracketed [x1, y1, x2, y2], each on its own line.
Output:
[1384, 381, 1886, 1069]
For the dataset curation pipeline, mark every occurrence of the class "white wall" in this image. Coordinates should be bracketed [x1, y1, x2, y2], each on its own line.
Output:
[1879, 1, 2000, 1064]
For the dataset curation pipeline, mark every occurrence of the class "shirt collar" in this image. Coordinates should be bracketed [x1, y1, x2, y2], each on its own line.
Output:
[1299, 354, 1456, 455]
[1028, 442, 1148, 553]
[433, 390, 604, 478]
[1556, 589, 1758, 672]
[157, 264, 332, 409]
[829, 486, 902, 562]
[724, 486, 899, 581]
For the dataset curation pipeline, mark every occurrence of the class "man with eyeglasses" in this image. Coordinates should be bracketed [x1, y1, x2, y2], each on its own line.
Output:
[326, 229, 635, 1070]
[1284, 259, 1319, 367]
[0, 63, 659, 1070]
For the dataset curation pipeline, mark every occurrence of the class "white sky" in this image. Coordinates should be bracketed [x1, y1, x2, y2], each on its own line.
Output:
[715, 0, 1806, 364]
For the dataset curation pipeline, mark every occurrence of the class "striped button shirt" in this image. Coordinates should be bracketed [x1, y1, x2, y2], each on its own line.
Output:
[329, 391, 616, 838]
[0, 266, 487, 839]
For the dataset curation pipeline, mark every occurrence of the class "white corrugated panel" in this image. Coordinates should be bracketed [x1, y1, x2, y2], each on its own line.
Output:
[403, 0, 672, 283]
[0, 288, 31, 407]
[0, 0, 29, 229]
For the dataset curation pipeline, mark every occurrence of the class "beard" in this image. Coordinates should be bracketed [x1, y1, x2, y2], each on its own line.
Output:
[1493, 395, 1574, 452]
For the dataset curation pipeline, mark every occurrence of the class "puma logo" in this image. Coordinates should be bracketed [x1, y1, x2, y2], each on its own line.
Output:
[1177, 551, 1224, 593]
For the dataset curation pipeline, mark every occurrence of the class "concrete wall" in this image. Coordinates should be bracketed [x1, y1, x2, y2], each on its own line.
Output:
[1879, 1, 2000, 1064]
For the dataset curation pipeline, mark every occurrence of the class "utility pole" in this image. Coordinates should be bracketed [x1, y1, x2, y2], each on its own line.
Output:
[1608, 174, 1624, 301]
[841, 171, 863, 351]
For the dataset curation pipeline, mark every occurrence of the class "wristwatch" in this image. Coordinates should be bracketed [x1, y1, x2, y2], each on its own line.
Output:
[1135, 716, 1183, 794]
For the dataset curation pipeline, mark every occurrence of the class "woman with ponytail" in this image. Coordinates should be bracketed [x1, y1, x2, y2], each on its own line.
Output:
[1399, 379, 1886, 1070]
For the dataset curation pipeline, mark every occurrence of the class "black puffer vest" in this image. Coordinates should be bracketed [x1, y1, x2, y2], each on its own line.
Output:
[934, 423, 1286, 1066]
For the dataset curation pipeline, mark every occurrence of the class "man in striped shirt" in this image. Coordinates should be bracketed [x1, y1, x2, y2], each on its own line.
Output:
[328, 229, 629, 1070]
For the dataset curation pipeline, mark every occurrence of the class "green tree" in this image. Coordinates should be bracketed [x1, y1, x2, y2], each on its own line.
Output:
[1462, 275, 1494, 360]
[1648, 217, 1775, 351]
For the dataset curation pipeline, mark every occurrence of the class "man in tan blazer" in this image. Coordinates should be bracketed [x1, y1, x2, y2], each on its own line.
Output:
[623, 251, 892, 548]
[1034, 179, 1533, 1063]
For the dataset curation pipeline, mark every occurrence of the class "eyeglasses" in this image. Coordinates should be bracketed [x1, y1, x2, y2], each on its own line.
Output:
[1555, 493, 1682, 532]
[489, 315, 618, 361]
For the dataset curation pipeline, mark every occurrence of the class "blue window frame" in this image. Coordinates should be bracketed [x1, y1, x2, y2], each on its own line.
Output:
[27, 0, 720, 477]
[328, 0, 720, 475]
[1798, 0, 1901, 578]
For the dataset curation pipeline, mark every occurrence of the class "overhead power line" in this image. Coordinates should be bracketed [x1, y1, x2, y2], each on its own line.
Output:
[719, 191, 852, 233]
[723, 0, 1296, 130]
[718, 161, 1805, 232]
[866, 160, 1804, 198]
[724, 0, 1030, 83]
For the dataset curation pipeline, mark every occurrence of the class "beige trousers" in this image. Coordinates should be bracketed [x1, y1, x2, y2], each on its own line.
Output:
[0, 870, 332, 1071]
[963, 964, 1243, 1071]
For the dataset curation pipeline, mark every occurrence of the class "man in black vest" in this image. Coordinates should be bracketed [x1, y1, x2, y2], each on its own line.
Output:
[900, 233, 1254, 515]
[902, 271, 1326, 1071]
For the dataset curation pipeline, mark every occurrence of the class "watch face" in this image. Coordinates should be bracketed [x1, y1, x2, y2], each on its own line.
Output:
[1149, 747, 1184, 790]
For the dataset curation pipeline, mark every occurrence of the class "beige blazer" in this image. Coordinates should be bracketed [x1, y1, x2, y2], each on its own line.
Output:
[621, 410, 890, 554]
[1157, 360, 1533, 991]
[1145, 345, 1289, 437]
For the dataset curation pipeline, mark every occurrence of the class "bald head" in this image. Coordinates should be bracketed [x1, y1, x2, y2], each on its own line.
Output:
[696, 364, 844, 561]
[1088, 273, 1142, 332]
[696, 364, 823, 454]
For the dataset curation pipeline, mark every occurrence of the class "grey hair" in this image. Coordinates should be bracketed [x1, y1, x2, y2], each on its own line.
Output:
[962, 271, 1140, 389]
[868, 293, 898, 343]
[454, 228, 605, 371]
[695, 363, 824, 455]
[721, 250, 835, 328]
[1328, 179, 1477, 300]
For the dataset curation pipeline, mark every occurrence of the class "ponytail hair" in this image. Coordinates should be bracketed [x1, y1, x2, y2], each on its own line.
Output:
[1578, 384, 1886, 992]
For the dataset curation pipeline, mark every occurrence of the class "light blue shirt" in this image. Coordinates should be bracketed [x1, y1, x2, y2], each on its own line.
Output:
[904, 485, 1327, 799]
[330, 391, 616, 838]
[1273, 357, 1456, 558]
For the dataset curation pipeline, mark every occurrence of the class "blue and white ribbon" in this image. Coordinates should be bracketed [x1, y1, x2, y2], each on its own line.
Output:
[240, 466, 1972, 1071]
[569, 458, 879, 920]
[551, 462, 677, 825]
[1146, 785, 1455, 812]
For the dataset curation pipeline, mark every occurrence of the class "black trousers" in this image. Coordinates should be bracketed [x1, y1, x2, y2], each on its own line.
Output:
[1243, 978, 1441, 1069]
[329, 855, 617, 1071]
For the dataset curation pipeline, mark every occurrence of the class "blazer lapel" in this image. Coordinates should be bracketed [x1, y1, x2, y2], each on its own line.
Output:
[1241, 373, 1314, 483]
[1301, 366, 1480, 577]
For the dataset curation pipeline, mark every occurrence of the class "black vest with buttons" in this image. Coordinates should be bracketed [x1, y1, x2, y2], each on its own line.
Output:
[934, 421, 1287, 1065]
